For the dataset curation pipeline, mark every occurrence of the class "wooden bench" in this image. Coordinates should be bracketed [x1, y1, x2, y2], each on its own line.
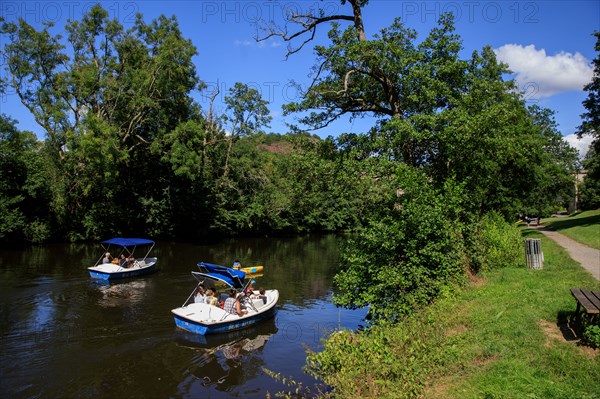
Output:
[570, 288, 600, 325]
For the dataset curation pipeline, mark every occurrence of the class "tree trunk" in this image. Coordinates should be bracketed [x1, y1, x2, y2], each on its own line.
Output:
[223, 135, 233, 178]
[350, 0, 367, 41]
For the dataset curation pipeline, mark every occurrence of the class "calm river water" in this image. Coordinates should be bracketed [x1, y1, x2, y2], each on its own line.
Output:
[0, 234, 367, 398]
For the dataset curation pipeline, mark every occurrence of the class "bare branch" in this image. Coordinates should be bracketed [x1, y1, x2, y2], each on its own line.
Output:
[256, 13, 355, 59]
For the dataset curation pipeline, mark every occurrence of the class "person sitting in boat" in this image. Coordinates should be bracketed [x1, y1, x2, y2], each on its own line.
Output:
[125, 256, 136, 268]
[232, 259, 242, 270]
[244, 280, 256, 296]
[218, 292, 228, 308]
[204, 289, 218, 306]
[253, 287, 268, 304]
[118, 254, 127, 267]
[224, 289, 247, 316]
[102, 252, 112, 264]
[194, 285, 206, 303]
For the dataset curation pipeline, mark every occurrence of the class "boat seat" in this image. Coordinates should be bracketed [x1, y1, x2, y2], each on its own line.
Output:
[252, 298, 266, 309]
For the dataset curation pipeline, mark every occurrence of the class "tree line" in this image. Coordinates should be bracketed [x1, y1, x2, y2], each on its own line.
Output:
[2, 2, 598, 321]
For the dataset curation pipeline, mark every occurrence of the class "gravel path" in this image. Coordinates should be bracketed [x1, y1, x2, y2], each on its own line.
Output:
[537, 227, 600, 281]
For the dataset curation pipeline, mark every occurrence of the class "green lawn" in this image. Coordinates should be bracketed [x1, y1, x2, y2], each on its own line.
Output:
[542, 209, 600, 250]
[423, 229, 600, 399]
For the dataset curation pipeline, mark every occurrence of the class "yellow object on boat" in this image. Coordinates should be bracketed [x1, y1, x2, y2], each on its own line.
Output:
[239, 265, 263, 274]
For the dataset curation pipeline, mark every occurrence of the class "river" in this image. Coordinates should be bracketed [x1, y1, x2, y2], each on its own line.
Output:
[0, 234, 367, 398]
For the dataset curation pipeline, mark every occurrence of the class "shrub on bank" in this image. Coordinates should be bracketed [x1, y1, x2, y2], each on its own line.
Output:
[305, 316, 449, 399]
[466, 211, 523, 273]
[582, 321, 600, 349]
[332, 168, 467, 322]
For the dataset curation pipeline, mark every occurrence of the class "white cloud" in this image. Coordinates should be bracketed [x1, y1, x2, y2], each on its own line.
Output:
[234, 40, 253, 46]
[494, 44, 593, 98]
[234, 38, 281, 49]
[564, 133, 594, 159]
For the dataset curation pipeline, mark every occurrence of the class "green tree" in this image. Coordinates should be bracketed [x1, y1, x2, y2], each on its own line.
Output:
[426, 54, 577, 218]
[333, 166, 466, 321]
[207, 83, 274, 234]
[222, 82, 272, 177]
[579, 146, 600, 209]
[0, 115, 51, 243]
[1, 5, 200, 240]
[578, 31, 600, 140]
[577, 31, 600, 209]
[266, 4, 578, 321]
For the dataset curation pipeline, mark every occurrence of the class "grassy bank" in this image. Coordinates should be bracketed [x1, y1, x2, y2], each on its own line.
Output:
[422, 229, 599, 398]
[542, 209, 600, 250]
[303, 229, 600, 398]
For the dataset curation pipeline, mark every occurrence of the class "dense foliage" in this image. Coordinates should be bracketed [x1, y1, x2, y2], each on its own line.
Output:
[0, 114, 51, 243]
[334, 166, 467, 320]
[270, 6, 578, 321]
[0, 6, 383, 243]
[465, 212, 524, 273]
[578, 31, 600, 210]
[0, 6, 578, 248]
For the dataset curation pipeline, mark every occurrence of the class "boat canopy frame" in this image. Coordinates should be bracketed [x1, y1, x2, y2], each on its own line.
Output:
[181, 264, 252, 307]
[196, 262, 246, 288]
[95, 237, 156, 266]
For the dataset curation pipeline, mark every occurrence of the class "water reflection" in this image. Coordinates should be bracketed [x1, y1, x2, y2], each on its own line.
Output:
[92, 279, 151, 307]
[174, 320, 278, 393]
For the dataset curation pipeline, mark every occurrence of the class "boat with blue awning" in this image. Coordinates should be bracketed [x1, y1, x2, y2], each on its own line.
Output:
[171, 262, 278, 335]
[87, 238, 158, 280]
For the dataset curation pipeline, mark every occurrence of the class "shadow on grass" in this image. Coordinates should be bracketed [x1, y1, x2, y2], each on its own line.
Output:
[557, 310, 580, 342]
[521, 229, 541, 239]
[545, 214, 600, 232]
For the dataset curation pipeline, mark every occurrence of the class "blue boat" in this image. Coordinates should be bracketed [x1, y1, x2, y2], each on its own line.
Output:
[88, 238, 158, 280]
[171, 263, 278, 335]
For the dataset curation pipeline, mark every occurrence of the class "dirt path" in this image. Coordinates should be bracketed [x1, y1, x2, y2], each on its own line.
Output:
[537, 227, 600, 281]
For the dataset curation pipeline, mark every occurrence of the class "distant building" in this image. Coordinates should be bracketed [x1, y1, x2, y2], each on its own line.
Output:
[569, 169, 588, 212]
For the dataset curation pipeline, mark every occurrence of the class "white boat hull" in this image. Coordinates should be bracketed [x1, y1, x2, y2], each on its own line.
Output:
[172, 289, 279, 335]
[88, 258, 158, 280]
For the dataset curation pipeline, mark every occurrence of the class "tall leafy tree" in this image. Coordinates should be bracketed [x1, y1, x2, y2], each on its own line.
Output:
[577, 31, 600, 209]
[1, 5, 201, 240]
[426, 51, 577, 218]
[222, 82, 272, 177]
[578, 31, 600, 140]
[211, 83, 272, 232]
[275, 12, 469, 166]
[0, 115, 50, 243]
[263, 3, 579, 321]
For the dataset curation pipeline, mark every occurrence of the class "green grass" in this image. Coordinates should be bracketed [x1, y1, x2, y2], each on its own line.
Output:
[303, 229, 600, 399]
[541, 209, 600, 250]
[425, 230, 600, 399]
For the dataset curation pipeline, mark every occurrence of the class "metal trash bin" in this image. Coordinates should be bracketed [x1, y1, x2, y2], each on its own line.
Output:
[524, 238, 544, 269]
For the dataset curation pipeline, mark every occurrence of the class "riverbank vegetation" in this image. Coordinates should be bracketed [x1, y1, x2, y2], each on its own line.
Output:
[302, 229, 600, 399]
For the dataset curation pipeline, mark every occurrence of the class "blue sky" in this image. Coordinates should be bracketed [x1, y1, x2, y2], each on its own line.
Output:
[1, 1, 598, 156]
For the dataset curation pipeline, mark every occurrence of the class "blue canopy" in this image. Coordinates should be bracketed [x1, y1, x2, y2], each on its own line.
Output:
[101, 238, 155, 247]
[196, 262, 246, 288]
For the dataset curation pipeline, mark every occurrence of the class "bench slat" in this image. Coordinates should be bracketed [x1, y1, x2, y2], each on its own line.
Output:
[581, 289, 600, 313]
[571, 288, 600, 314]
